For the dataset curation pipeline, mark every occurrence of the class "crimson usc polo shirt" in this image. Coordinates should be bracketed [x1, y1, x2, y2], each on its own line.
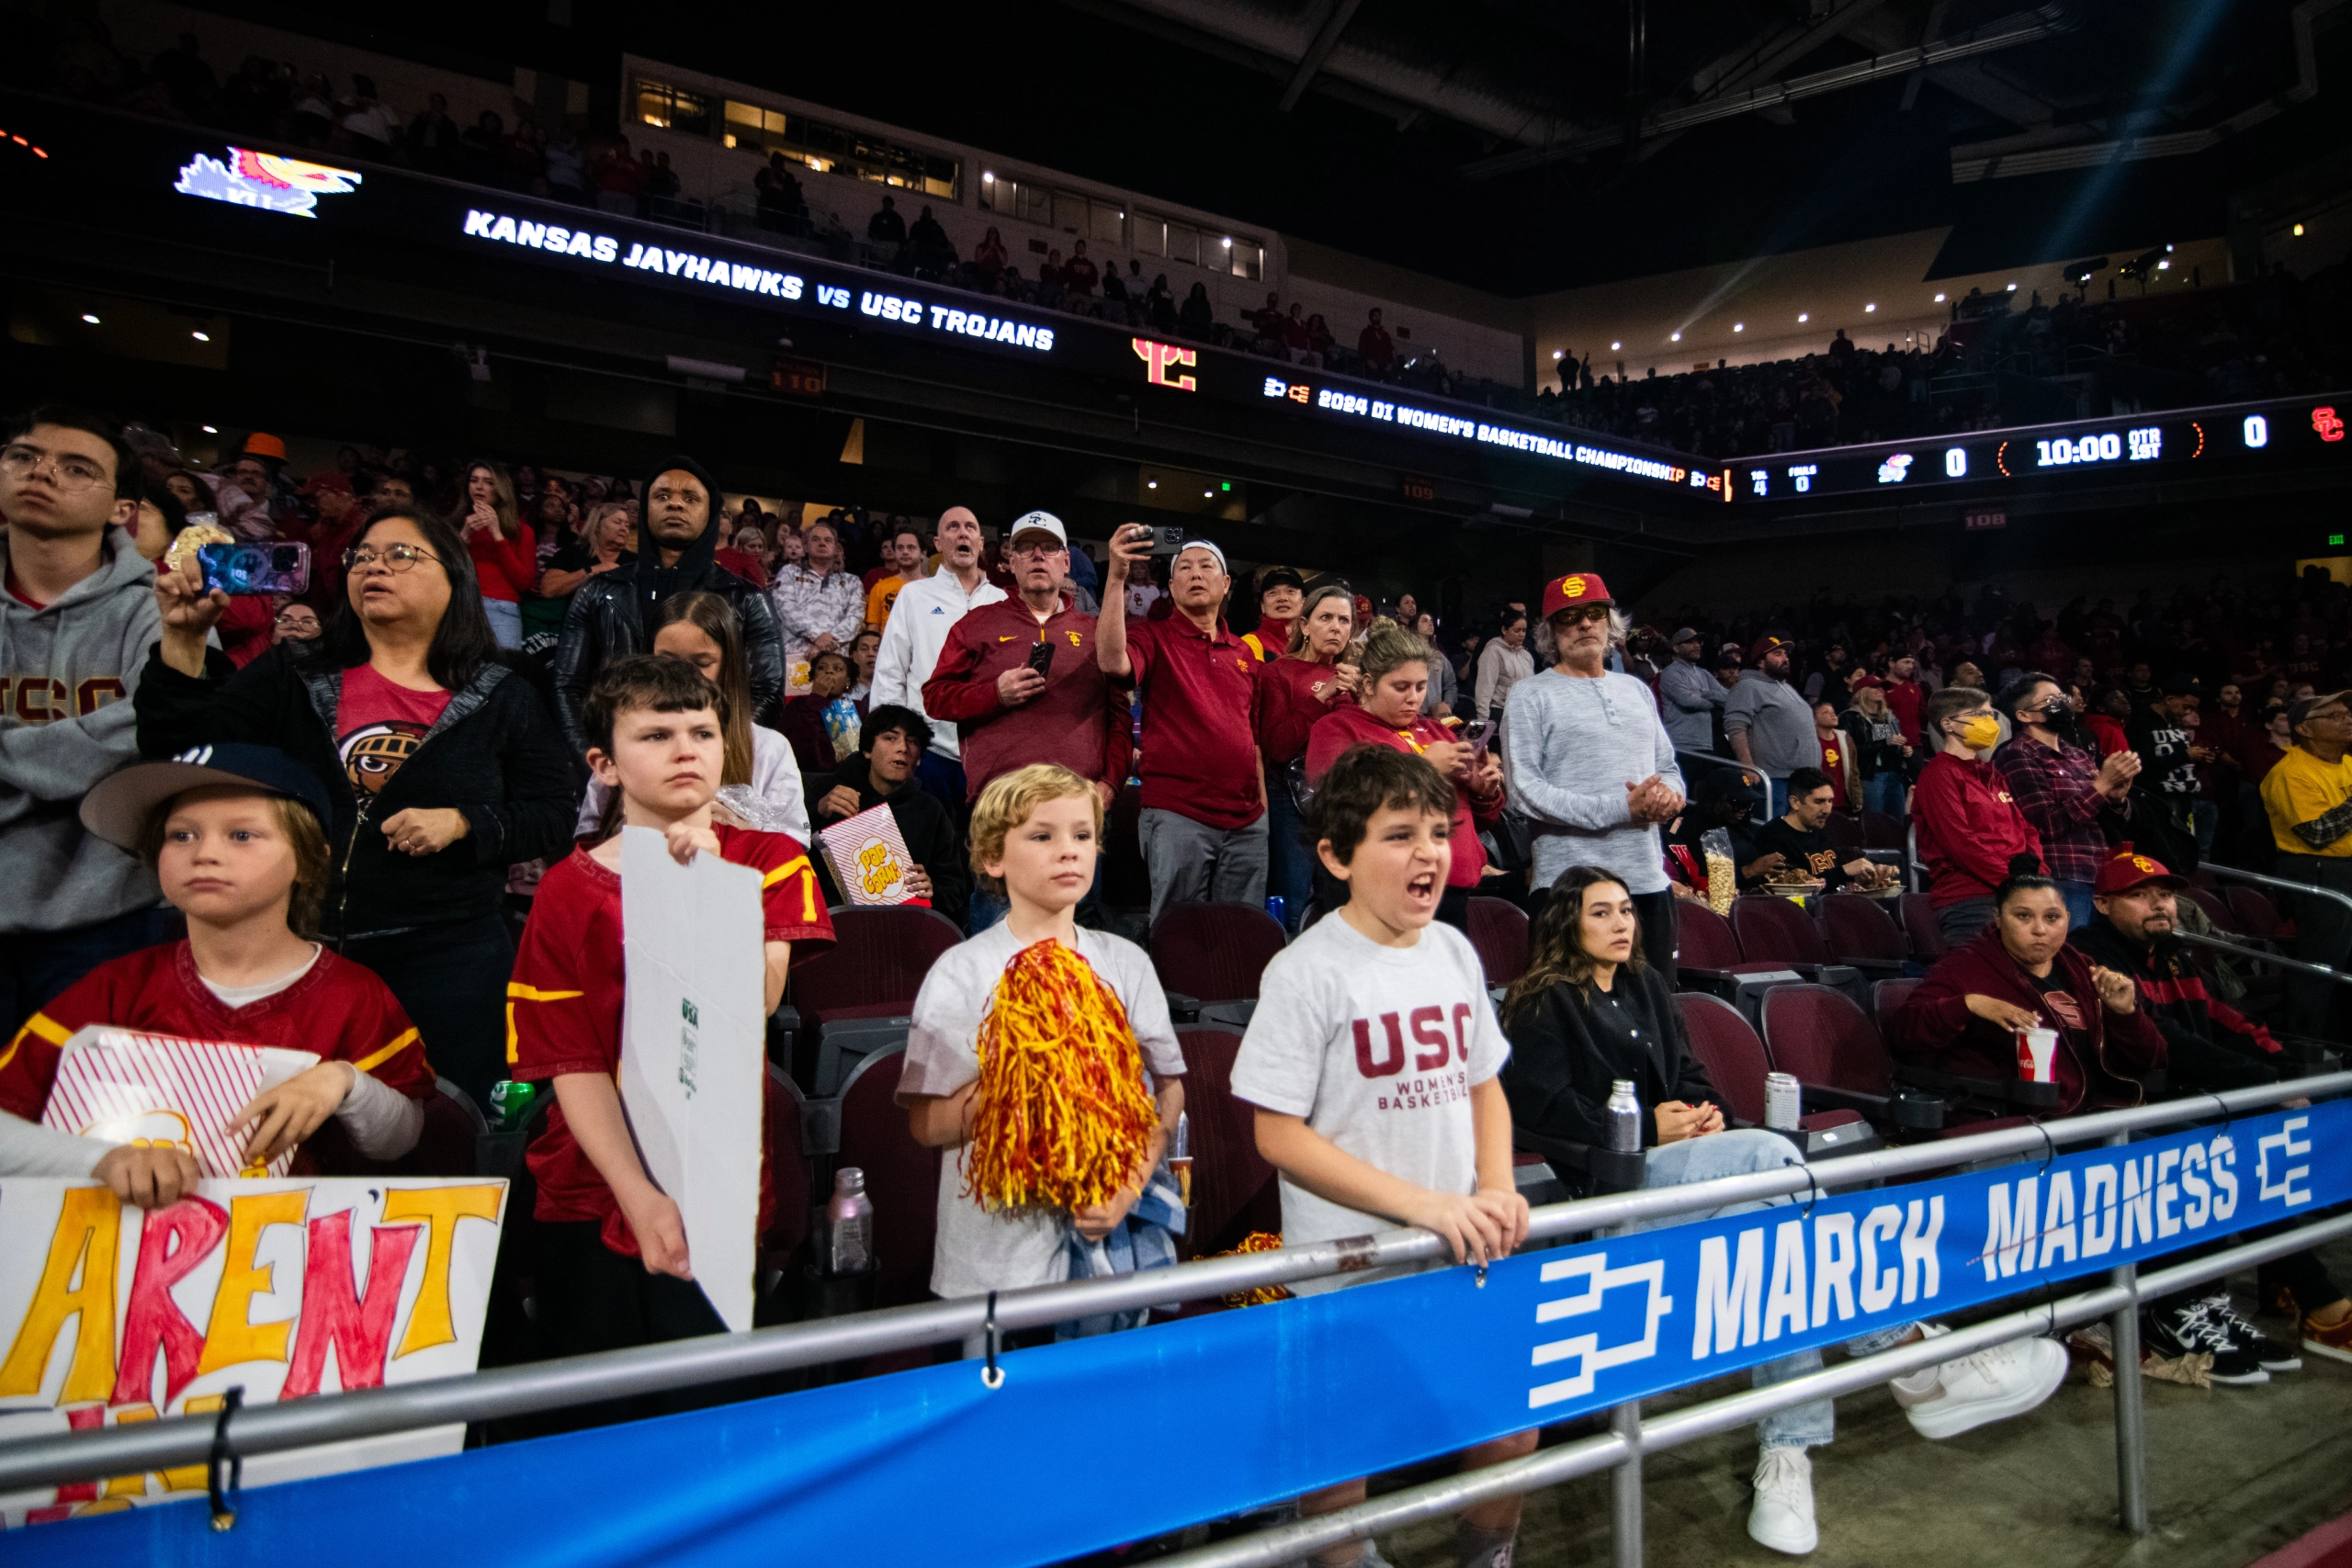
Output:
[1126, 616, 1264, 830]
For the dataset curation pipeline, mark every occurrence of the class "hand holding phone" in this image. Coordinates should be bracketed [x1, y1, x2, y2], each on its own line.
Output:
[1024, 640, 1055, 678]
[198, 542, 311, 596]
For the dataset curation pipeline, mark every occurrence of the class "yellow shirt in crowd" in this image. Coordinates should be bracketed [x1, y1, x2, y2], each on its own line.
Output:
[865, 573, 907, 631]
[2261, 744, 2352, 857]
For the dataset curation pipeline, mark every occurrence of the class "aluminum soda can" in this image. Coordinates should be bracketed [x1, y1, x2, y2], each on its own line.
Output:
[1265, 895, 1286, 929]
[1764, 1071, 1802, 1131]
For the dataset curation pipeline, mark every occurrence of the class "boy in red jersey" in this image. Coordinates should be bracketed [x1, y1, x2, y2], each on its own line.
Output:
[508, 656, 832, 1358]
[1, 743, 433, 1190]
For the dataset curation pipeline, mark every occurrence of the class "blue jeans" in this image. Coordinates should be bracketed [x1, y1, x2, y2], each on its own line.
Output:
[1631, 1130, 1916, 1450]
[1861, 772, 1905, 821]
[915, 750, 968, 836]
[2058, 878, 2095, 931]
[1265, 782, 1312, 933]
[482, 596, 523, 649]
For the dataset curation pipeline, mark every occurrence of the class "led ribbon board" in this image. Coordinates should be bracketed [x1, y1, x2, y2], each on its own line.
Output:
[457, 207, 1058, 355]
[1740, 396, 2352, 501]
[1260, 373, 1712, 492]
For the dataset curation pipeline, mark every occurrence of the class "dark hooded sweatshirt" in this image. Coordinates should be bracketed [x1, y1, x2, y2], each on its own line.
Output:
[2069, 917, 2282, 1091]
[549, 455, 785, 758]
[1888, 923, 2167, 1114]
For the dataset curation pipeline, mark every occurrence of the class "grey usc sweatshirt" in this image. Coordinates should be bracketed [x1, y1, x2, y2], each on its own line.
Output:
[0, 528, 163, 933]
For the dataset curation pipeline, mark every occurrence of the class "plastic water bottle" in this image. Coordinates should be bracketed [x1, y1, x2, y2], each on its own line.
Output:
[1606, 1079, 1642, 1155]
[827, 1167, 874, 1276]
[1169, 1111, 1193, 1208]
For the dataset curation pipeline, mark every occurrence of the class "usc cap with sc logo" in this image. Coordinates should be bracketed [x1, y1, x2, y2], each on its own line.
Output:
[1541, 571, 1614, 620]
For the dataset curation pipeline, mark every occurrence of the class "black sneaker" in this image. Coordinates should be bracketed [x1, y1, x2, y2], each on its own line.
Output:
[2201, 1292, 2302, 1372]
[2144, 1299, 2269, 1385]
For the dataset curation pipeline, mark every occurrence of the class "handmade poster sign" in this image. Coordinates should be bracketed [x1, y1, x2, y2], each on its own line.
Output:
[818, 802, 920, 907]
[616, 826, 766, 1333]
[0, 1175, 505, 1527]
[40, 1029, 318, 1179]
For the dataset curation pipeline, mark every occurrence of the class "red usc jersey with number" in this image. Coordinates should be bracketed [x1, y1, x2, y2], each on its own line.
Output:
[0, 942, 433, 1173]
[507, 828, 833, 1257]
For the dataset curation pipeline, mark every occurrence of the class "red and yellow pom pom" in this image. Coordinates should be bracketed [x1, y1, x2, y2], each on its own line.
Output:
[965, 940, 1159, 1215]
[1219, 1232, 1293, 1307]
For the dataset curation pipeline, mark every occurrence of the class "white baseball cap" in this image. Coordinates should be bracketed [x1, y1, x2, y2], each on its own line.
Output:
[1006, 510, 1067, 548]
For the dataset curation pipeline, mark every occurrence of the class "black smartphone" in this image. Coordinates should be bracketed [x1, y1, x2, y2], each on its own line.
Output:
[198, 541, 311, 595]
[1024, 640, 1055, 677]
[1143, 524, 1186, 556]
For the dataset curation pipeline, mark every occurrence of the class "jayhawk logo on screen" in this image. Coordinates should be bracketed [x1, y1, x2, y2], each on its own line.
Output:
[1558, 575, 1589, 600]
[175, 146, 362, 218]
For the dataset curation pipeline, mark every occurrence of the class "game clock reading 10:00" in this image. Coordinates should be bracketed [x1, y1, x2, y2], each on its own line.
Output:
[1745, 401, 2351, 499]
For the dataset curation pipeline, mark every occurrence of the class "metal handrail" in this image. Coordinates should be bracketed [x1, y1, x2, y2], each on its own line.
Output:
[1147, 1209, 2352, 1568]
[2200, 859, 2352, 918]
[2174, 926, 2352, 986]
[0, 1071, 2342, 1493]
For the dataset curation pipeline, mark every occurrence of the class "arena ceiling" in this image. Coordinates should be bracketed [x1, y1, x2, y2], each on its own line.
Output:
[204, 0, 2348, 294]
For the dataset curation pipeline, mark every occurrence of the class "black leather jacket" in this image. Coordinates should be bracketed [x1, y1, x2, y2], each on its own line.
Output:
[549, 456, 785, 758]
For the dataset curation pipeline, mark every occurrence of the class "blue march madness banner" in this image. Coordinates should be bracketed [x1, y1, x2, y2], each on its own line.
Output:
[21, 1101, 2346, 1566]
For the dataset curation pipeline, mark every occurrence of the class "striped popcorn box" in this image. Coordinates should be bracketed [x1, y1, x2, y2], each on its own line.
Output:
[40, 1027, 318, 1179]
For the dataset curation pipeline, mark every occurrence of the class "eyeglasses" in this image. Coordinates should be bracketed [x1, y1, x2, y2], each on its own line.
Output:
[343, 543, 441, 573]
[0, 444, 110, 492]
[1005, 541, 1061, 558]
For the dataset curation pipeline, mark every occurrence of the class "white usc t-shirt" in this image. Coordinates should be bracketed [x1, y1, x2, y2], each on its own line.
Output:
[1230, 915, 1510, 1293]
[898, 925, 1184, 1300]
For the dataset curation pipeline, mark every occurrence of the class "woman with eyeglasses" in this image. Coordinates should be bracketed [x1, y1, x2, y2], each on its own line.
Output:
[138, 504, 575, 1106]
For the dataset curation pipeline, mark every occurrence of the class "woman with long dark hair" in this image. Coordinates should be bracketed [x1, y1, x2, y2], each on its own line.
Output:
[140, 504, 576, 1103]
[1253, 583, 1357, 931]
[1502, 865, 2069, 1556]
[576, 590, 808, 842]
[450, 460, 536, 651]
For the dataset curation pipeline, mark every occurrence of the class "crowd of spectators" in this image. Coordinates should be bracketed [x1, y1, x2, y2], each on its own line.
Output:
[1536, 256, 2352, 460]
[8, 395, 2352, 1557]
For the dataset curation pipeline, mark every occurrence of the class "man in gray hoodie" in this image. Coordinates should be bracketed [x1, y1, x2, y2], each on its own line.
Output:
[1, 407, 168, 1038]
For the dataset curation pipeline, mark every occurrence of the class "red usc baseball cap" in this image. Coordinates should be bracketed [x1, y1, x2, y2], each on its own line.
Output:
[2093, 842, 2188, 897]
[1542, 571, 1612, 620]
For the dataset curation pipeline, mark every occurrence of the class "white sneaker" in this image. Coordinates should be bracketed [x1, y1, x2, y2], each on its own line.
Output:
[1899, 1325, 2070, 1440]
[1747, 1446, 1818, 1555]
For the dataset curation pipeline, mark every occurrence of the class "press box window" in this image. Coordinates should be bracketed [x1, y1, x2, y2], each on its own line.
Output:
[723, 100, 958, 198]
[634, 78, 710, 138]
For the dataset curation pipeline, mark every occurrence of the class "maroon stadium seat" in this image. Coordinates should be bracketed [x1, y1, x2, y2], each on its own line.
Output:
[1732, 896, 1835, 967]
[1676, 902, 1791, 976]
[834, 1045, 943, 1310]
[1822, 894, 1908, 966]
[2224, 885, 2290, 941]
[1861, 810, 1905, 851]
[1760, 982, 1895, 1111]
[1871, 976, 1923, 1040]
[2180, 886, 2238, 933]
[1674, 991, 1772, 1126]
[1900, 891, 1948, 960]
[1465, 896, 1531, 986]
[1678, 991, 1870, 1142]
[787, 904, 964, 1020]
[1173, 1026, 1282, 1260]
[1151, 901, 1288, 1004]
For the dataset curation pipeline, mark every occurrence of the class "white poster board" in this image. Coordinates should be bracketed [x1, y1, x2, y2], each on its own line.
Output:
[0, 1176, 504, 1527]
[616, 825, 766, 1333]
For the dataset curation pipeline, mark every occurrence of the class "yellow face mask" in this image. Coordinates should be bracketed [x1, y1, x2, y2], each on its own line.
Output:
[1954, 713, 2003, 750]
